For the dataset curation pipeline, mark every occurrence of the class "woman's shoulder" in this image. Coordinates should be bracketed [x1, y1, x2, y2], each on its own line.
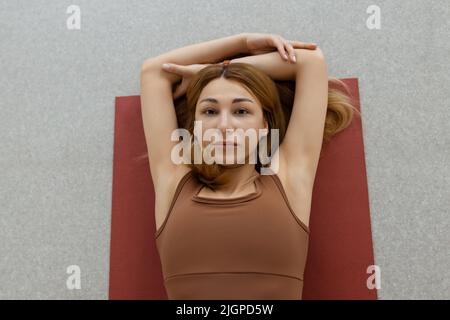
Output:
[154, 165, 193, 199]
[260, 166, 312, 231]
[168, 165, 194, 191]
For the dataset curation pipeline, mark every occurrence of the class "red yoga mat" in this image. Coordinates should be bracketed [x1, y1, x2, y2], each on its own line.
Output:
[109, 78, 378, 300]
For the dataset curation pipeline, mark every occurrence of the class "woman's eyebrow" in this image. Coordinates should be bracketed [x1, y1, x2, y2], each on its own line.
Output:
[199, 97, 254, 104]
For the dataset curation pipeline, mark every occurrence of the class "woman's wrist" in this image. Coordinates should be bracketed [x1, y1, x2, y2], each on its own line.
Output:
[237, 33, 250, 54]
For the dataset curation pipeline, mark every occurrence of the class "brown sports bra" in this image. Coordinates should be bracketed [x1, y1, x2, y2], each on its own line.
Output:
[155, 170, 310, 300]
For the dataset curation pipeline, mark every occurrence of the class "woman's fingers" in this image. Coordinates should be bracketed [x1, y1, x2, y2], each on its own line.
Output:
[162, 63, 173, 71]
[274, 35, 314, 63]
[162, 63, 187, 75]
[283, 41, 296, 63]
[173, 84, 182, 99]
[290, 40, 317, 49]
[173, 79, 188, 99]
[283, 39, 318, 63]
[173, 82, 183, 99]
[272, 36, 289, 61]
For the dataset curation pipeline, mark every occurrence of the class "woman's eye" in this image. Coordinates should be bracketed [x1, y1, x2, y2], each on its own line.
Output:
[203, 109, 216, 115]
[236, 108, 249, 115]
[202, 108, 249, 115]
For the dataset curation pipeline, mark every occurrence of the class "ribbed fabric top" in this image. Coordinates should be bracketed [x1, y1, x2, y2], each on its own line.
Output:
[155, 170, 310, 300]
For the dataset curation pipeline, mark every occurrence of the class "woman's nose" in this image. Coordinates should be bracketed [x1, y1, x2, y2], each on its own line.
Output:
[217, 112, 233, 130]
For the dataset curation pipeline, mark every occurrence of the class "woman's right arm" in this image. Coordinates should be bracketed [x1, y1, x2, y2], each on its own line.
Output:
[140, 62, 185, 188]
[140, 33, 249, 186]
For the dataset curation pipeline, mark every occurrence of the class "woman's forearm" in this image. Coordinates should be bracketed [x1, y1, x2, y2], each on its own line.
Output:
[230, 50, 301, 81]
[142, 33, 248, 71]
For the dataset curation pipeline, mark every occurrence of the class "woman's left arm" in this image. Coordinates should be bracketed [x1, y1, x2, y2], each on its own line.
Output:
[281, 47, 328, 184]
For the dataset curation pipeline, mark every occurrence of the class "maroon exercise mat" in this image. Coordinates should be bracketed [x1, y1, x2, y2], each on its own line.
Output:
[109, 78, 378, 300]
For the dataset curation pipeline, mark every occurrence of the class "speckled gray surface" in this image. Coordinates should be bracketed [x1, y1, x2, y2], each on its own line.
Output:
[0, 0, 448, 299]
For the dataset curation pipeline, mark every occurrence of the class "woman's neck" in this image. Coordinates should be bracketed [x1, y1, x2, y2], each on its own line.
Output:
[204, 164, 259, 197]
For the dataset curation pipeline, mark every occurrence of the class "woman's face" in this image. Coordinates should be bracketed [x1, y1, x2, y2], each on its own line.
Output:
[194, 77, 268, 165]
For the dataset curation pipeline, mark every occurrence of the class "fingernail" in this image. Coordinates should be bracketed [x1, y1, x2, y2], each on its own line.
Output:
[283, 53, 288, 60]
[162, 63, 170, 69]
[292, 55, 296, 63]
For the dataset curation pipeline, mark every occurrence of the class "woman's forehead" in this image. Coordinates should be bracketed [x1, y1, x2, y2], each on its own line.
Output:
[199, 78, 257, 102]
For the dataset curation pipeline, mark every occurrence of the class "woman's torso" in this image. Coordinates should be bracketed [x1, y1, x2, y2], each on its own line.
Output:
[153, 164, 313, 300]
[154, 164, 313, 235]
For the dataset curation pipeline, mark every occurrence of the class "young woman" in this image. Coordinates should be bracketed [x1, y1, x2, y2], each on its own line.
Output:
[140, 33, 357, 299]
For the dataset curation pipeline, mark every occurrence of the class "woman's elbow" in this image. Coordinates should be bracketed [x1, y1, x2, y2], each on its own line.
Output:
[294, 47, 325, 64]
[141, 57, 163, 74]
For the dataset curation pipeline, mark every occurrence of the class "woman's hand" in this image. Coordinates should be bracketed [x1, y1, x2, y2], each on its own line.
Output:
[244, 33, 317, 64]
[161, 63, 210, 99]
